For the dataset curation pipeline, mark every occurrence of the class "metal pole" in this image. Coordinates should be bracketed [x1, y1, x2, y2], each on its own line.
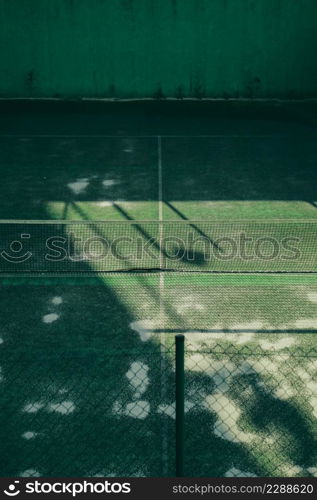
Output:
[175, 334, 185, 477]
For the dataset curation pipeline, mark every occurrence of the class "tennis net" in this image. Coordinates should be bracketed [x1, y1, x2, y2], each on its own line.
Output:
[0, 219, 315, 274]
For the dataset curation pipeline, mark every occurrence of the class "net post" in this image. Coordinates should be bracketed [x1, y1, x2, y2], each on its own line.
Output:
[175, 334, 185, 477]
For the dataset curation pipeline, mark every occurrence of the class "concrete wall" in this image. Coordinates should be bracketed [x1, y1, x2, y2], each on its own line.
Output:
[0, 0, 316, 98]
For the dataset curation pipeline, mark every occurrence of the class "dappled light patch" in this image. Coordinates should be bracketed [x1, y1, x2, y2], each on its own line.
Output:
[102, 179, 120, 188]
[295, 318, 317, 329]
[112, 400, 150, 420]
[206, 393, 256, 444]
[67, 178, 89, 195]
[126, 362, 149, 398]
[157, 401, 194, 420]
[225, 467, 256, 477]
[51, 296, 63, 306]
[22, 431, 38, 440]
[259, 337, 296, 351]
[20, 469, 41, 477]
[23, 402, 45, 414]
[42, 313, 60, 324]
[48, 401, 75, 414]
[130, 320, 156, 342]
[307, 293, 317, 303]
[125, 401, 150, 419]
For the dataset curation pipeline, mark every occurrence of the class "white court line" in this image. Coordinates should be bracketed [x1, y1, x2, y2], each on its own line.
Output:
[158, 136, 163, 231]
[0, 134, 311, 139]
[158, 135, 168, 475]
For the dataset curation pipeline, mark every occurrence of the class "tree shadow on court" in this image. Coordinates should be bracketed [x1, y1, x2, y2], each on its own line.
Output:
[182, 364, 317, 477]
[167, 246, 208, 268]
[0, 136, 158, 219]
[0, 275, 176, 476]
[0, 208, 177, 476]
[162, 136, 317, 205]
[182, 371, 260, 477]
[229, 371, 317, 474]
[1, 109, 317, 221]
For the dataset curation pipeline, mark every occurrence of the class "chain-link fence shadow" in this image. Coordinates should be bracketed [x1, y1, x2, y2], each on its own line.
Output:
[1, 341, 316, 477]
[0, 346, 176, 477]
[184, 343, 317, 477]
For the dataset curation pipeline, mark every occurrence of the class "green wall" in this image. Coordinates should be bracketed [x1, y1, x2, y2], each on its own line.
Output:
[0, 0, 317, 98]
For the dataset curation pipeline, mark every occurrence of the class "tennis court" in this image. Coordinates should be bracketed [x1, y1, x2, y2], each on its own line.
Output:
[0, 101, 317, 477]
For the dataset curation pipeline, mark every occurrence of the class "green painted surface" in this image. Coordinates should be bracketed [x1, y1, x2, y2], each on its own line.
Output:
[0, 0, 317, 98]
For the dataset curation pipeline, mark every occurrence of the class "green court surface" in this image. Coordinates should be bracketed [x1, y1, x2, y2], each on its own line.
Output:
[0, 101, 316, 477]
[0, 274, 316, 477]
[0, 101, 317, 222]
